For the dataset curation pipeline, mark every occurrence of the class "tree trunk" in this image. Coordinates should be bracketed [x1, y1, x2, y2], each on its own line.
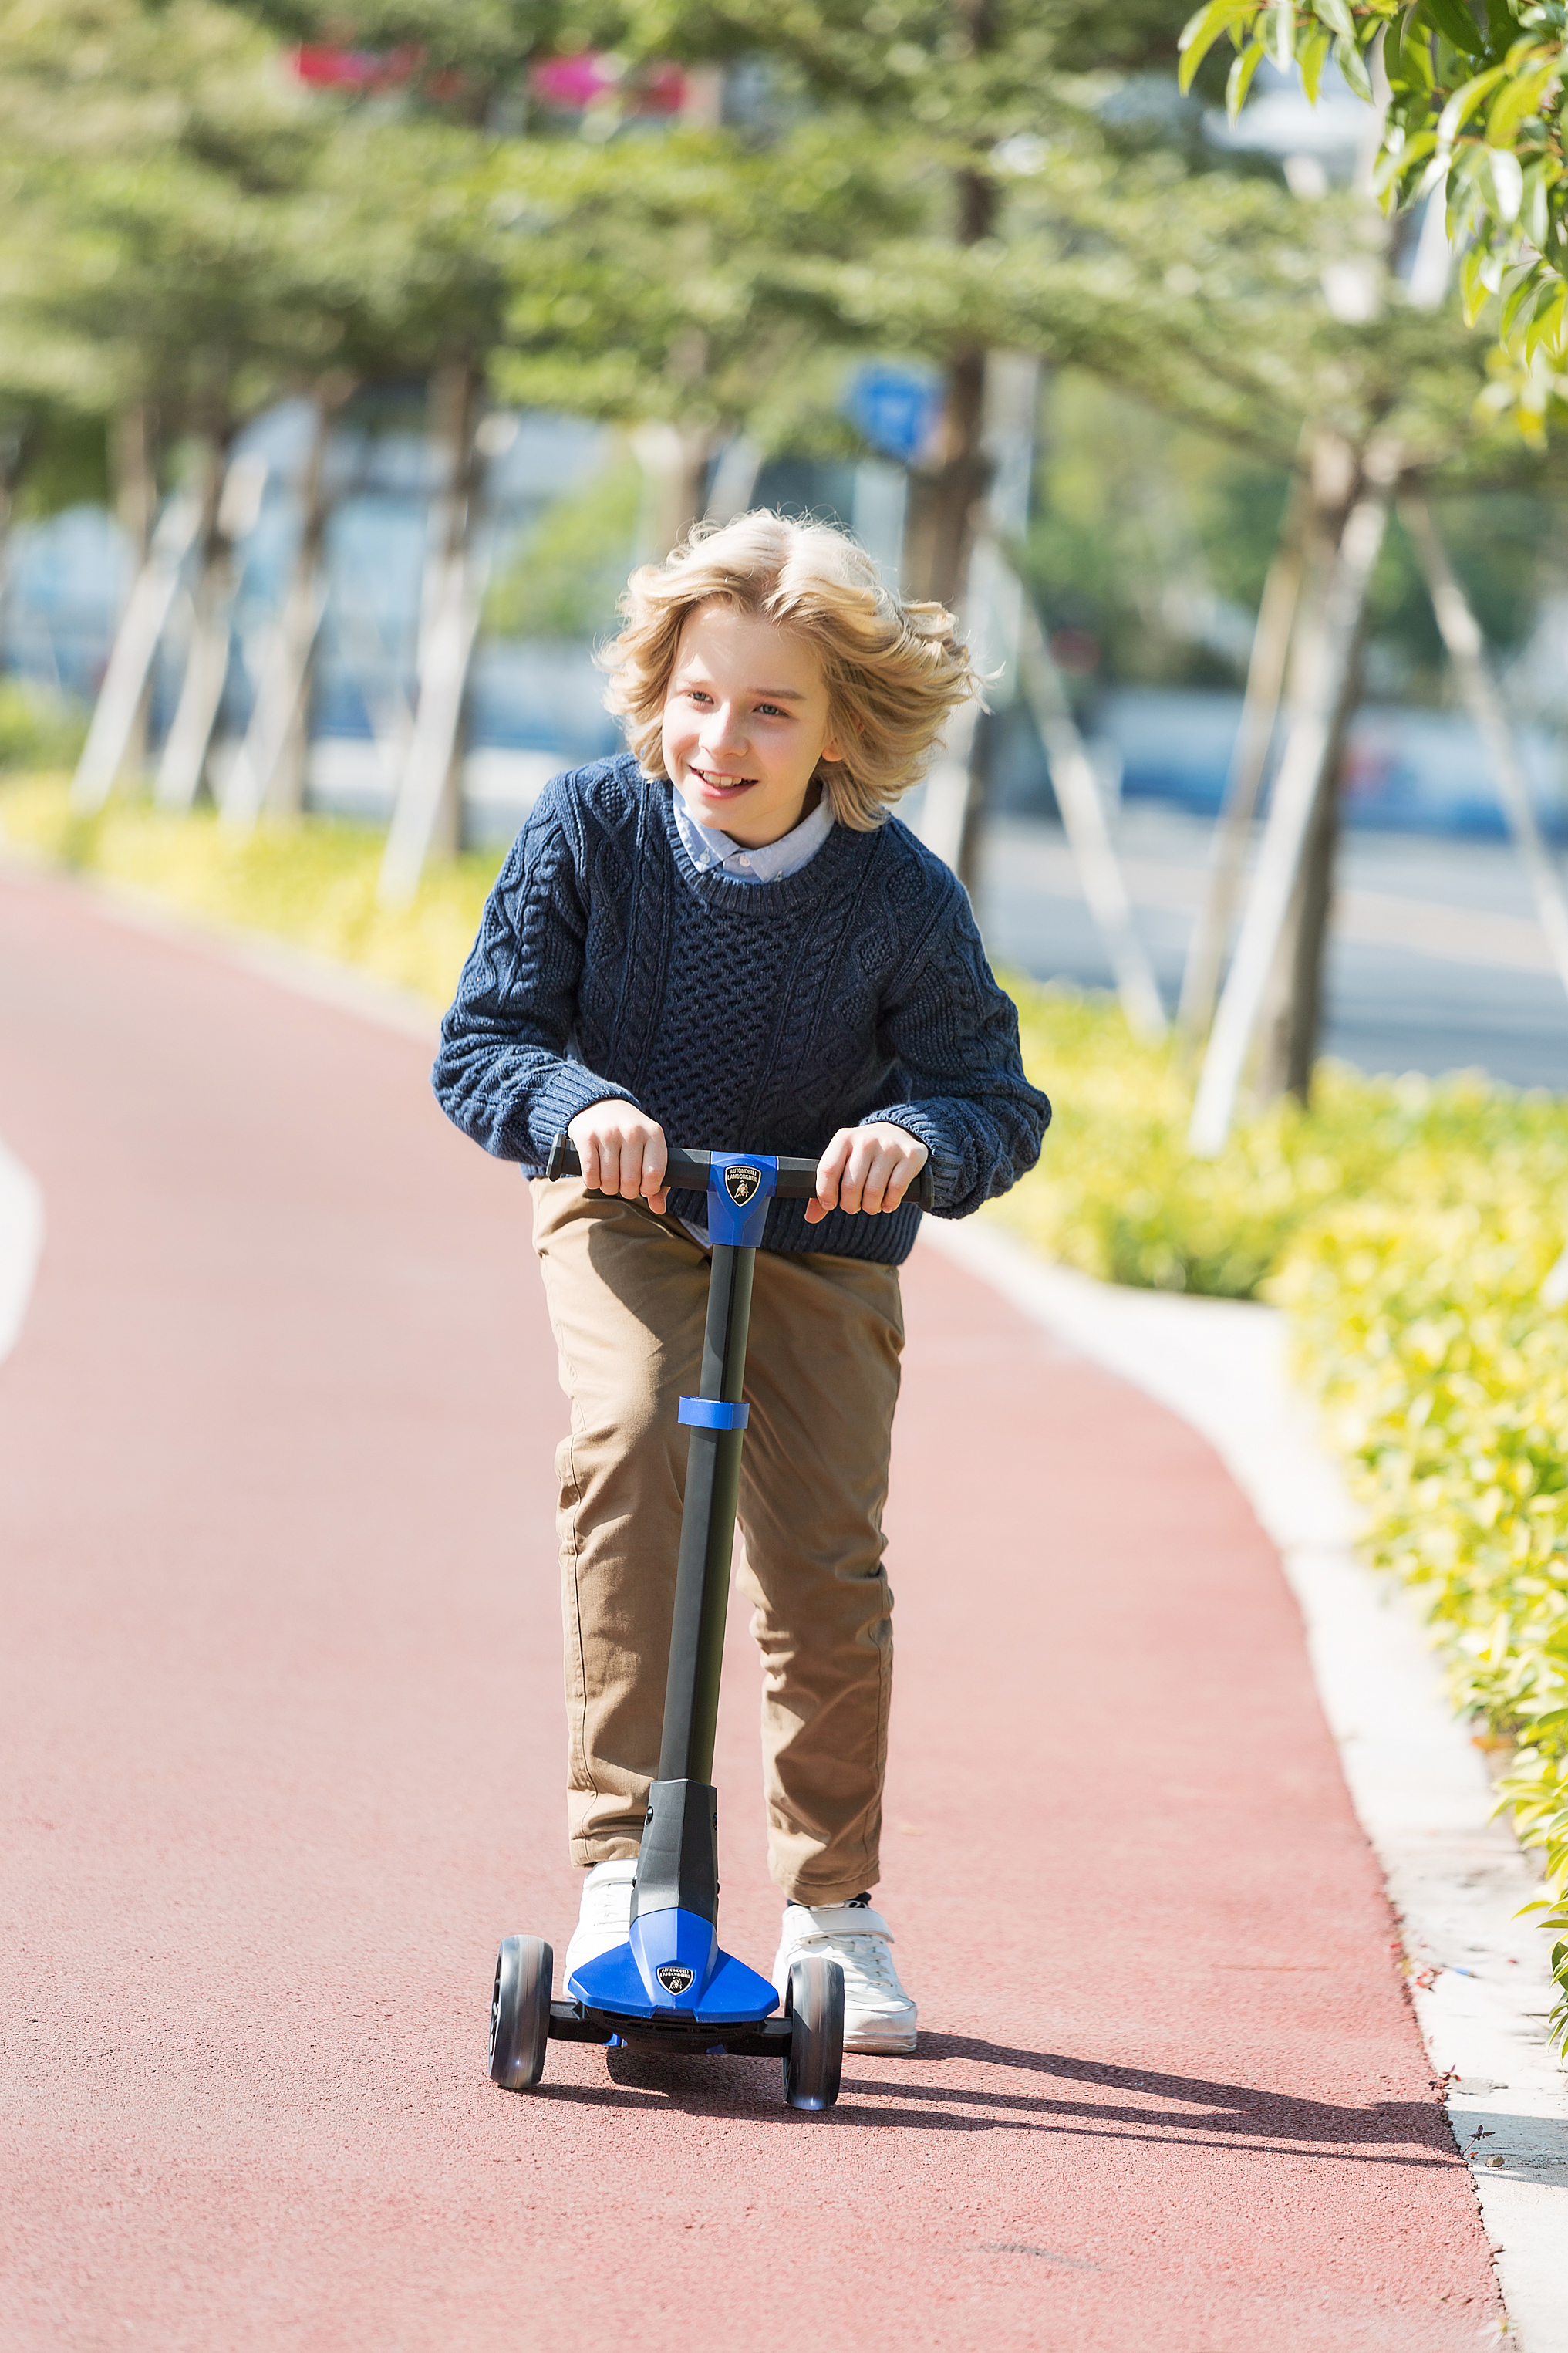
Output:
[378, 359, 484, 905]
[951, 353, 1039, 896]
[1248, 433, 1364, 1106]
[1283, 660, 1353, 1099]
[220, 393, 339, 831]
[0, 420, 20, 669]
[154, 433, 236, 812]
[631, 419, 712, 561]
[902, 339, 990, 609]
[917, 348, 1038, 890]
[1253, 634, 1362, 1102]
[71, 487, 201, 813]
[1400, 484, 1568, 1003]
[1016, 593, 1166, 1040]
[263, 400, 338, 825]
[1189, 437, 1398, 1156]
[902, 1, 999, 606]
[1176, 470, 1307, 1048]
[109, 403, 160, 779]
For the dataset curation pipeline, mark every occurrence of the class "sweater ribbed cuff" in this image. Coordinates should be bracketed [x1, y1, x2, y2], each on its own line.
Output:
[524, 1067, 642, 1170]
[859, 1104, 959, 1214]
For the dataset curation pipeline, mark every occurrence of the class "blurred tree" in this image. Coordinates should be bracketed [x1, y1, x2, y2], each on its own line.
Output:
[222, 0, 636, 876]
[478, 116, 919, 515]
[483, 448, 644, 639]
[0, 0, 519, 809]
[471, 5, 1539, 588]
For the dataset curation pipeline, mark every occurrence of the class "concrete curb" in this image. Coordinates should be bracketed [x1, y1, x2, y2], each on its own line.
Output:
[920, 1214, 1567, 2352]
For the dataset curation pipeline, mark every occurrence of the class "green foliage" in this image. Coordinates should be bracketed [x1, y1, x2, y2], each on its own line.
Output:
[473, 0, 1514, 481]
[991, 972, 1568, 2041]
[484, 447, 642, 640]
[990, 979, 1528, 1296]
[1181, 2, 1568, 422]
[230, 0, 616, 89]
[1023, 370, 1293, 688]
[1026, 418, 1566, 701]
[3, 406, 112, 517]
[0, 0, 516, 439]
[1277, 1172, 1568, 2050]
[485, 116, 917, 440]
[0, 680, 88, 771]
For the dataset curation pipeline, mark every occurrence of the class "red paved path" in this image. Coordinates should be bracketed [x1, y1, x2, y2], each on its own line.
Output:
[1, 866, 1501, 2351]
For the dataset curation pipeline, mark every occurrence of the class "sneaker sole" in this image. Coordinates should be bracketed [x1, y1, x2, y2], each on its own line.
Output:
[843, 2021, 918, 2055]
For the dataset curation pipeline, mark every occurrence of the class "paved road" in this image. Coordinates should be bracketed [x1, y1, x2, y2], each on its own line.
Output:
[980, 809, 1568, 1091]
[1, 869, 1502, 2350]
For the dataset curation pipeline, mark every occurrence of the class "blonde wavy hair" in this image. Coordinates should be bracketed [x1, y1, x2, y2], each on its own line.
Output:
[600, 510, 978, 831]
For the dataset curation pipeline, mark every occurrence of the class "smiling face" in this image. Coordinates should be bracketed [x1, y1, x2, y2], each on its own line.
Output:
[660, 601, 844, 849]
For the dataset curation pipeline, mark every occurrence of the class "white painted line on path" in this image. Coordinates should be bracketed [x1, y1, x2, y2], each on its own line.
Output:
[922, 1214, 1568, 2353]
[0, 1136, 43, 1369]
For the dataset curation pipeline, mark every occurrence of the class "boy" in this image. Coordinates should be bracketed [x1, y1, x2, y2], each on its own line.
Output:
[433, 511, 1049, 2053]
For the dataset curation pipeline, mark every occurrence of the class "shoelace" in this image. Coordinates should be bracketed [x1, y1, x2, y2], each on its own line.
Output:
[801, 1929, 902, 1991]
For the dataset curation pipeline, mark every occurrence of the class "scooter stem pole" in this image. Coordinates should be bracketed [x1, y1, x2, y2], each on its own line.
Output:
[658, 1240, 755, 1784]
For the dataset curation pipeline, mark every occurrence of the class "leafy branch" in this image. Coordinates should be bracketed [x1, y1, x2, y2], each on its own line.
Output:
[1179, 2, 1568, 366]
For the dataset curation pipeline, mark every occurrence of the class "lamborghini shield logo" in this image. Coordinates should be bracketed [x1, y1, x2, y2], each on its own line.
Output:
[723, 1164, 762, 1207]
[656, 1963, 696, 1995]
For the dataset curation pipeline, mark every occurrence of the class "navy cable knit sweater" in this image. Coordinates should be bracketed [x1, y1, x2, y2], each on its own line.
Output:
[432, 753, 1051, 1265]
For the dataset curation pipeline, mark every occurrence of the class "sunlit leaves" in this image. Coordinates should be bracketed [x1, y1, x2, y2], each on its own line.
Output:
[1177, 0, 1568, 393]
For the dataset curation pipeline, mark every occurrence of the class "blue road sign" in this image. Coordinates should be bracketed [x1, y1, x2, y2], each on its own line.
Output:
[845, 365, 943, 466]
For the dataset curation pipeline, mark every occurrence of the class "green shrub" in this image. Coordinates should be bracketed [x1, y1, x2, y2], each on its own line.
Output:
[996, 982, 1537, 1299]
[0, 680, 88, 773]
[1276, 1188, 1568, 2050]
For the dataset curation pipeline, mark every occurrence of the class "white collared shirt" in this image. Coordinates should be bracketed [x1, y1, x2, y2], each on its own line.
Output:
[673, 786, 835, 884]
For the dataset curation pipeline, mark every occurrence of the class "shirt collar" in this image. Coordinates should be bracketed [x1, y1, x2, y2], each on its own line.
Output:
[673, 785, 836, 885]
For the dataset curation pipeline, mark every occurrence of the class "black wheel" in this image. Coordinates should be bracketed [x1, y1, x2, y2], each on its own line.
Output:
[489, 1935, 552, 2091]
[782, 1954, 844, 2112]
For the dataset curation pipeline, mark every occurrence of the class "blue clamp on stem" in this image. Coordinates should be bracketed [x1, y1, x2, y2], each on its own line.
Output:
[679, 1397, 750, 1430]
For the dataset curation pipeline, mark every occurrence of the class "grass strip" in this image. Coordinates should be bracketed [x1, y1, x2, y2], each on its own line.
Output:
[0, 773, 497, 1008]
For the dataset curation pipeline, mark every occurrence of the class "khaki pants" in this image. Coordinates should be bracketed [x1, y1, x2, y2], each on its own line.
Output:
[530, 1179, 904, 1905]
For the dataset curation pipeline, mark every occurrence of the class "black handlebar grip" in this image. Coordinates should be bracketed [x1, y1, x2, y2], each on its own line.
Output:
[545, 1134, 935, 1213]
[769, 1157, 934, 1211]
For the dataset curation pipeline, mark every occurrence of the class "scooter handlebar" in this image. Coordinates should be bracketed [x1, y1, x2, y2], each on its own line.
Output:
[545, 1133, 935, 1213]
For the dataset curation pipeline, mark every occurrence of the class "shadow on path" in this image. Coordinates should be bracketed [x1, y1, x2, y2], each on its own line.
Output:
[514, 2030, 1462, 2168]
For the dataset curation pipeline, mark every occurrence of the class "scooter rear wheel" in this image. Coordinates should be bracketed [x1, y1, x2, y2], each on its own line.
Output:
[489, 1935, 553, 2090]
[782, 1954, 845, 2111]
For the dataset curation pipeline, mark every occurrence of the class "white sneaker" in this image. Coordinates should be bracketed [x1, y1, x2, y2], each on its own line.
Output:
[772, 1893, 918, 2054]
[564, 1859, 637, 1980]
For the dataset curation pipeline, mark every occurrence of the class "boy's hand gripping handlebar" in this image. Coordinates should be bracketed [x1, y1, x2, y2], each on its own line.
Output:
[544, 1133, 935, 1213]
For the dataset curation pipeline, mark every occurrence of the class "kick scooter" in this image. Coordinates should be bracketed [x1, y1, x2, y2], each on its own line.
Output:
[487, 1136, 933, 2112]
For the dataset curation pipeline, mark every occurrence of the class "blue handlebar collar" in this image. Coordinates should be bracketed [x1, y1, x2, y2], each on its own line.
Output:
[704, 1153, 777, 1250]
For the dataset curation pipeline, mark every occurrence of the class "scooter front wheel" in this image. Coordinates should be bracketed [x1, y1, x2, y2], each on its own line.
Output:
[783, 1954, 845, 2112]
[489, 1935, 553, 2090]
